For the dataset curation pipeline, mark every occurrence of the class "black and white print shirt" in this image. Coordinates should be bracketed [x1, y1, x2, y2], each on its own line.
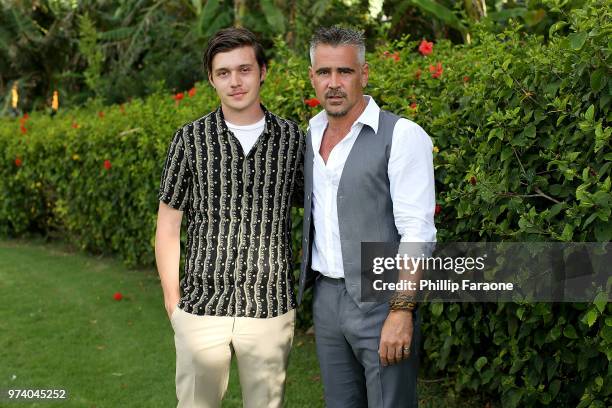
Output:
[159, 106, 304, 318]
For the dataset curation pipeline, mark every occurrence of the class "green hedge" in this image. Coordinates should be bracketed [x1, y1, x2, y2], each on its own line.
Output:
[1, 1, 610, 406]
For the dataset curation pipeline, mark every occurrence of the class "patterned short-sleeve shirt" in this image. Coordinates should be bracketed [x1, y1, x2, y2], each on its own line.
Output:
[159, 106, 304, 318]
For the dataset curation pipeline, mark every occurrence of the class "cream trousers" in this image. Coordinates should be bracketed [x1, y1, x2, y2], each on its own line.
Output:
[170, 307, 295, 408]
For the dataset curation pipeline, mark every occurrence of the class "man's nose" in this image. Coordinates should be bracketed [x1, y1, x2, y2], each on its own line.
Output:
[328, 71, 340, 88]
[230, 71, 242, 87]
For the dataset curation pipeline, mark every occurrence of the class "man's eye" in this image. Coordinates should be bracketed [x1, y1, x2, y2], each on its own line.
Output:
[241, 67, 251, 73]
[218, 72, 228, 77]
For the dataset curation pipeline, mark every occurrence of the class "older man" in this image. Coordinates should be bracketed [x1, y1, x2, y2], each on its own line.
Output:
[298, 26, 437, 407]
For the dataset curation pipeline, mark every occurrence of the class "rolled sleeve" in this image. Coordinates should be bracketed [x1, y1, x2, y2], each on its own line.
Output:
[158, 128, 191, 211]
[388, 119, 437, 249]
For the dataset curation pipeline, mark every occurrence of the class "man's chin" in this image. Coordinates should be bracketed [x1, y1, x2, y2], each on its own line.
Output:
[325, 106, 349, 117]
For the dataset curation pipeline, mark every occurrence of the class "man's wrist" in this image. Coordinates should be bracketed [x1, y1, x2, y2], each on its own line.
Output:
[388, 293, 418, 312]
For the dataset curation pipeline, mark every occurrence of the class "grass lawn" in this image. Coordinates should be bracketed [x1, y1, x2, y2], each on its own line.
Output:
[0, 239, 485, 407]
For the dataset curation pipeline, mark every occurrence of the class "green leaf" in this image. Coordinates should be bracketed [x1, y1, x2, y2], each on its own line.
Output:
[590, 69, 606, 93]
[431, 302, 443, 317]
[585, 104, 595, 121]
[475, 356, 487, 372]
[547, 326, 561, 342]
[409, 0, 467, 34]
[584, 308, 598, 327]
[563, 324, 578, 339]
[593, 291, 607, 313]
[260, 0, 286, 34]
[549, 21, 569, 38]
[502, 388, 523, 408]
[549, 379, 561, 398]
[489, 8, 527, 22]
[568, 32, 588, 50]
[602, 325, 612, 342]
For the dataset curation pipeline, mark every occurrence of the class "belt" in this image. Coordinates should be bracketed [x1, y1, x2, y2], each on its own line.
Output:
[317, 273, 345, 285]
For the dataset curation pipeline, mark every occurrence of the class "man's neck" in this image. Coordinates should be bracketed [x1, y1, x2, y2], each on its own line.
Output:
[221, 102, 264, 126]
[326, 96, 367, 133]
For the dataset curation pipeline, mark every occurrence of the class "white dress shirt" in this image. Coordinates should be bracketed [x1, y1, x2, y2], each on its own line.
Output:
[309, 96, 437, 278]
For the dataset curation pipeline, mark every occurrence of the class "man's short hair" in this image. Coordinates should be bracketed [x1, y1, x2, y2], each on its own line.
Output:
[309, 26, 366, 66]
[204, 27, 267, 75]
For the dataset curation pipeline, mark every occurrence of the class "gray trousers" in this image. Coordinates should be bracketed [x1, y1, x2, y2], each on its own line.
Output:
[313, 276, 421, 408]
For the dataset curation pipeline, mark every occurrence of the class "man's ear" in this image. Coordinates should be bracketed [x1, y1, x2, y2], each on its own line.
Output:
[361, 63, 369, 88]
[308, 66, 314, 87]
[260, 64, 267, 83]
[208, 74, 215, 88]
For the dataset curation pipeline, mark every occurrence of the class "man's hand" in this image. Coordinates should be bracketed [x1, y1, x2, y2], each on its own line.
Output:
[379, 310, 414, 366]
[165, 298, 180, 320]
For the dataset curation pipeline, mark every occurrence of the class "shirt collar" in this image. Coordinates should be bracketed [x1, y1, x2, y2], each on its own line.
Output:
[215, 103, 272, 135]
[308, 95, 380, 133]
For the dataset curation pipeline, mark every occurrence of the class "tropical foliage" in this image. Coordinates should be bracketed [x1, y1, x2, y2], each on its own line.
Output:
[1, 0, 592, 113]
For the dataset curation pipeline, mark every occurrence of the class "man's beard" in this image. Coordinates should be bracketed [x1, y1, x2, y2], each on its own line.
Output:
[327, 108, 349, 117]
[325, 90, 348, 117]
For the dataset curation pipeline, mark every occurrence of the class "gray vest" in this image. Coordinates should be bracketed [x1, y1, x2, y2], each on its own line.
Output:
[298, 109, 401, 312]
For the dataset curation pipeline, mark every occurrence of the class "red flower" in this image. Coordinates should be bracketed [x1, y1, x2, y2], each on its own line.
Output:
[435, 204, 442, 216]
[113, 292, 123, 301]
[429, 62, 443, 79]
[23, 113, 29, 120]
[20, 125, 27, 134]
[415, 69, 422, 80]
[409, 102, 417, 110]
[173, 92, 184, 101]
[382, 51, 400, 61]
[104, 159, 112, 170]
[188, 87, 196, 97]
[418, 40, 433, 56]
[463, 76, 470, 83]
[470, 176, 477, 186]
[14, 157, 22, 167]
[71, 122, 79, 129]
[305, 98, 320, 108]
[119, 104, 126, 114]
[98, 111, 105, 118]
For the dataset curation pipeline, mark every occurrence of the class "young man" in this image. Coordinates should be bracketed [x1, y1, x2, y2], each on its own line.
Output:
[298, 27, 437, 407]
[155, 27, 304, 408]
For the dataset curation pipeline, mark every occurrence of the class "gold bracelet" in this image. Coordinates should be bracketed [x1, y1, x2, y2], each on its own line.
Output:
[389, 293, 418, 311]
